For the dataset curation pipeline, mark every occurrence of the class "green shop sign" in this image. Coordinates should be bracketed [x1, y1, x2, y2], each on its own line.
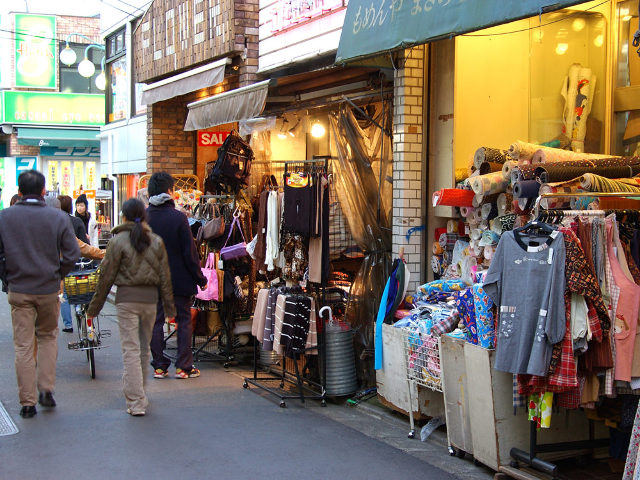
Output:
[2, 91, 105, 127]
[14, 14, 56, 89]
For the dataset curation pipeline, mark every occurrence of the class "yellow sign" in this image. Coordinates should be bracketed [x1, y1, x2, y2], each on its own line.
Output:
[74, 162, 84, 189]
[85, 162, 96, 190]
[47, 160, 58, 190]
[60, 161, 71, 195]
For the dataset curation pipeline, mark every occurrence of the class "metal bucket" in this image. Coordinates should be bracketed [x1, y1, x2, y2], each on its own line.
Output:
[259, 345, 281, 366]
[325, 328, 358, 396]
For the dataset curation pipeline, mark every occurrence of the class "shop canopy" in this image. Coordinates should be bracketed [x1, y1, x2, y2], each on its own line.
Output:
[140, 58, 229, 106]
[184, 80, 271, 131]
[16, 127, 99, 148]
[335, 0, 591, 64]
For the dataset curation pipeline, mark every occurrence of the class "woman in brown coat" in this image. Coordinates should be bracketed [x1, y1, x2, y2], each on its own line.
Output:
[87, 198, 176, 416]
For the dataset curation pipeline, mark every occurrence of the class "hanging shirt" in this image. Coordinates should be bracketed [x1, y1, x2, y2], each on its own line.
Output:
[484, 229, 566, 376]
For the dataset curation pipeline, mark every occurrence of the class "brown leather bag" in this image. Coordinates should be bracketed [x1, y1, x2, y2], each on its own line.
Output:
[197, 203, 225, 243]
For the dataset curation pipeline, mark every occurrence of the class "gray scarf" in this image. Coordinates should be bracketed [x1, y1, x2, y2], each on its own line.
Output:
[148, 193, 173, 206]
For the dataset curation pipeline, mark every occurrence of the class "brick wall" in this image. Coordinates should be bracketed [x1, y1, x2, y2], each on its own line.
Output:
[1, 134, 40, 157]
[236, 0, 259, 86]
[146, 76, 239, 174]
[392, 46, 426, 292]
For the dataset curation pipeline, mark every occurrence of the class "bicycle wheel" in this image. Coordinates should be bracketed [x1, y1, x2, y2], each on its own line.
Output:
[88, 346, 95, 379]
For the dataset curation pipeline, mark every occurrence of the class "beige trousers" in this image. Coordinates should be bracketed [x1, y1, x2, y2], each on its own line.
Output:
[116, 302, 156, 413]
[9, 292, 60, 406]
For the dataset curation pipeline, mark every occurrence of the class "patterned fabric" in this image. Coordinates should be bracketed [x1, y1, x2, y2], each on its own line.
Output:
[513, 375, 527, 409]
[455, 288, 477, 345]
[431, 312, 460, 337]
[473, 283, 495, 349]
[282, 233, 308, 282]
[556, 387, 581, 409]
[604, 229, 621, 397]
[623, 241, 640, 285]
[580, 173, 640, 193]
[528, 393, 553, 429]
[623, 402, 640, 479]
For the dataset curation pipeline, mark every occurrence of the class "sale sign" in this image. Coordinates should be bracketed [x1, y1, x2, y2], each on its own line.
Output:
[198, 131, 230, 147]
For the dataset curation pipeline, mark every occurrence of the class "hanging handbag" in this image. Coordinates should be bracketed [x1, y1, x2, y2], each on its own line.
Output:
[197, 203, 226, 243]
[195, 252, 220, 301]
[220, 215, 249, 261]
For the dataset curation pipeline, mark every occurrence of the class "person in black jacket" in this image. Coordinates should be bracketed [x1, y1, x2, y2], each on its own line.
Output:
[146, 173, 207, 379]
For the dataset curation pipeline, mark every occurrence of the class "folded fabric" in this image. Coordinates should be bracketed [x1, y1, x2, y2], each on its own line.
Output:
[455, 288, 478, 344]
[473, 147, 509, 170]
[431, 312, 460, 337]
[418, 279, 467, 296]
[432, 188, 475, 207]
[473, 283, 495, 349]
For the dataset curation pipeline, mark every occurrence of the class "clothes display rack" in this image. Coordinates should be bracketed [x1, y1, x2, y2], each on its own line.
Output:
[507, 190, 640, 478]
[243, 158, 331, 408]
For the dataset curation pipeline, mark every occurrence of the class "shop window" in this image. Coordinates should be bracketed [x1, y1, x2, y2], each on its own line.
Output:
[105, 27, 127, 123]
[59, 42, 103, 94]
[453, 2, 608, 170]
[613, 0, 640, 156]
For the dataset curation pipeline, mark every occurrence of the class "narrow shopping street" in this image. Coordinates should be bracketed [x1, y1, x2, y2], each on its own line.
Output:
[0, 299, 489, 480]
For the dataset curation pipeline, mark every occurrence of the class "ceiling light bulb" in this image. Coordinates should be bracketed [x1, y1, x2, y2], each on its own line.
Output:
[60, 45, 77, 66]
[311, 122, 325, 138]
[593, 34, 604, 47]
[78, 57, 95, 78]
[572, 18, 586, 31]
[277, 132, 287, 139]
[95, 71, 106, 90]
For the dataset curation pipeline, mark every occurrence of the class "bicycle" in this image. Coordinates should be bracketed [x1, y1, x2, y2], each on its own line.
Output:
[65, 258, 108, 379]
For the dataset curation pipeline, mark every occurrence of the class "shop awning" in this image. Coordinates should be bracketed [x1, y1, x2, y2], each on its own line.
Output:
[140, 58, 229, 106]
[336, 0, 591, 64]
[184, 80, 271, 131]
[16, 127, 100, 148]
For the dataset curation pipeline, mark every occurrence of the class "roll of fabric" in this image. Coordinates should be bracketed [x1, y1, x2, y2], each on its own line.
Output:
[432, 188, 475, 207]
[473, 147, 509, 170]
[517, 165, 538, 181]
[579, 173, 640, 193]
[487, 202, 499, 221]
[431, 255, 445, 275]
[535, 163, 640, 183]
[480, 219, 489, 230]
[501, 161, 517, 180]
[432, 242, 444, 255]
[514, 198, 533, 214]
[470, 172, 509, 196]
[483, 245, 496, 262]
[530, 148, 622, 165]
[513, 180, 541, 199]
[471, 209, 483, 224]
[479, 161, 504, 175]
[472, 194, 484, 208]
[443, 250, 453, 264]
[538, 184, 580, 209]
[470, 228, 483, 241]
[469, 239, 483, 258]
[439, 232, 459, 251]
[490, 217, 503, 235]
[497, 193, 513, 216]
[570, 196, 596, 210]
[498, 214, 516, 232]
[508, 141, 542, 161]
[460, 206, 475, 218]
[481, 202, 493, 220]
[511, 167, 522, 185]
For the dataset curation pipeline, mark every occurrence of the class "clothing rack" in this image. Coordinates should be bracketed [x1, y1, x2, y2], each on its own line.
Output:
[510, 190, 640, 477]
[243, 289, 327, 408]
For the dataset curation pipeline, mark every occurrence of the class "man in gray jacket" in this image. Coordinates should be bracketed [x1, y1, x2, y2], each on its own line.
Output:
[0, 170, 80, 418]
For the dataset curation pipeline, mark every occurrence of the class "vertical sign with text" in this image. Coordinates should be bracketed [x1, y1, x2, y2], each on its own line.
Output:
[60, 161, 71, 195]
[14, 14, 56, 89]
[85, 162, 96, 190]
[47, 160, 58, 191]
[73, 161, 84, 190]
[15, 157, 37, 186]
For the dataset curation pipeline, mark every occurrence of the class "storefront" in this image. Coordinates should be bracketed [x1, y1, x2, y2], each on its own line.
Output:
[334, 0, 640, 477]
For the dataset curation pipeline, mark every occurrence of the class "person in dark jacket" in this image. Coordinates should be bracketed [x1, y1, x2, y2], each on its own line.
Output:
[0, 170, 80, 418]
[59, 195, 90, 244]
[146, 172, 207, 379]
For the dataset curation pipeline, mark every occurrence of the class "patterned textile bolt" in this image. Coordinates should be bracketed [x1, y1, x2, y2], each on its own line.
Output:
[473, 283, 495, 349]
[473, 146, 509, 170]
[455, 288, 478, 345]
[528, 392, 553, 429]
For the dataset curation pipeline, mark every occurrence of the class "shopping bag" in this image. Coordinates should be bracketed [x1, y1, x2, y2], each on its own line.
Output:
[195, 252, 219, 301]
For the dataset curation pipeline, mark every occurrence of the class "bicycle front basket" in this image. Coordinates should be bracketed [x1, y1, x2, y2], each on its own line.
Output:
[64, 268, 100, 305]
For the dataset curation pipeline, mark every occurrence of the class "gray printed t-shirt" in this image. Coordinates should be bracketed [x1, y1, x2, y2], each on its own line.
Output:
[483, 230, 566, 376]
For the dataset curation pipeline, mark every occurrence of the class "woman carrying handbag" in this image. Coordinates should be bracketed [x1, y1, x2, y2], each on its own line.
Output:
[86, 199, 176, 416]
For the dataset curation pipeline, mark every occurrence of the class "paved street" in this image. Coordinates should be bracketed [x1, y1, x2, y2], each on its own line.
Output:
[0, 298, 491, 480]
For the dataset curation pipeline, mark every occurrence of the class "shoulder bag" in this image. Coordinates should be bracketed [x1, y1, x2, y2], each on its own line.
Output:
[220, 215, 249, 261]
